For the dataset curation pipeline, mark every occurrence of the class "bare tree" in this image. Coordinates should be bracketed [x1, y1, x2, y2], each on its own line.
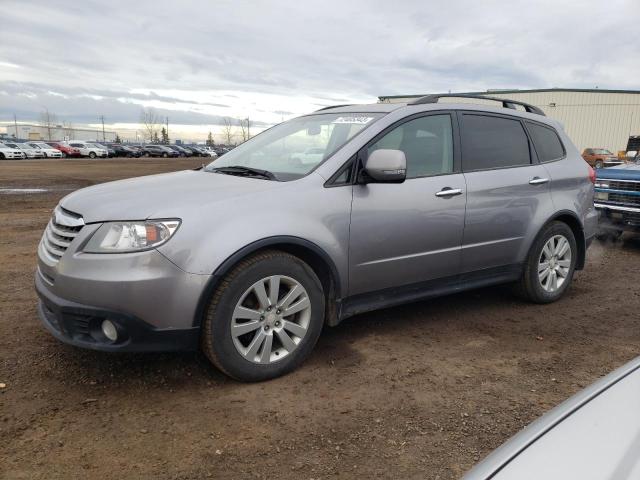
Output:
[40, 108, 58, 140]
[62, 121, 74, 140]
[221, 117, 236, 145]
[140, 107, 161, 142]
[238, 118, 249, 143]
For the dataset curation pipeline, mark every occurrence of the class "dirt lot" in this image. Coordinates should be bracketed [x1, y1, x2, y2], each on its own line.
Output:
[1, 158, 639, 479]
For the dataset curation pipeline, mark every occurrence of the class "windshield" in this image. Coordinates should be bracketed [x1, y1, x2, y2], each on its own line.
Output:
[593, 149, 613, 155]
[205, 112, 384, 180]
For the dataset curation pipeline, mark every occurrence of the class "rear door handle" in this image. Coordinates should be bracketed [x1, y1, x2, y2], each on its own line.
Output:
[435, 187, 463, 197]
[529, 177, 549, 185]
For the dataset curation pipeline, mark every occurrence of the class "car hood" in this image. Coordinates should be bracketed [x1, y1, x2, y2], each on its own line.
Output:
[60, 169, 286, 223]
[596, 162, 640, 180]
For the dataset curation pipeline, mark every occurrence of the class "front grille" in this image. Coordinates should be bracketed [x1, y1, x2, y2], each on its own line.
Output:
[607, 192, 640, 206]
[607, 180, 640, 192]
[41, 207, 84, 263]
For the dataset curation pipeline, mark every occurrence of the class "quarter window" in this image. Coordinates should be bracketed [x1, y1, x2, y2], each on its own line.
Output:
[367, 114, 454, 178]
[461, 115, 531, 171]
[526, 122, 565, 162]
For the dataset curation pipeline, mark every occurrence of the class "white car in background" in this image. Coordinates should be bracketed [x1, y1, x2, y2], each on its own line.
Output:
[290, 147, 325, 165]
[27, 142, 63, 158]
[201, 146, 218, 158]
[63, 141, 108, 158]
[4, 142, 45, 159]
[0, 142, 25, 159]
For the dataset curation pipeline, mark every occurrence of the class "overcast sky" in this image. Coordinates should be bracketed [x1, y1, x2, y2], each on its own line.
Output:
[1, 0, 639, 137]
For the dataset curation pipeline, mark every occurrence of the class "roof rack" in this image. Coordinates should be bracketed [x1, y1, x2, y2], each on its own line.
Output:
[315, 104, 353, 111]
[407, 94, 545, 116]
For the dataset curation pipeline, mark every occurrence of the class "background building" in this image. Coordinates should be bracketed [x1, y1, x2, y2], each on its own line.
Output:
[1, 123, 117, 142]
[379, 88, 640, 154]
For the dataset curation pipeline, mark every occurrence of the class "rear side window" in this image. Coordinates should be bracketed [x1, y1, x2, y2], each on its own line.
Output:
[461, 114, 531, 171]
[526, 122, 565, 162]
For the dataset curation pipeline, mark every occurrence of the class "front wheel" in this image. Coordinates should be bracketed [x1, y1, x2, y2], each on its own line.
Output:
[162, 152, 168, 158]
[202, 250, 325, 381]
[89, 152, 96, 159]
[595, 160, 603, 169]
[515, 221, 577, 303]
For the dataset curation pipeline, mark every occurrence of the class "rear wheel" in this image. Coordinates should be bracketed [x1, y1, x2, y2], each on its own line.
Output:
[516, 221, 577, 303]
[202, 250, 325, 381]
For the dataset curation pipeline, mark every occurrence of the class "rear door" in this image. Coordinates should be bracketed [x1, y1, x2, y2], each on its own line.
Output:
[459, 112, 553, 274]
[349, 112, 467, 295]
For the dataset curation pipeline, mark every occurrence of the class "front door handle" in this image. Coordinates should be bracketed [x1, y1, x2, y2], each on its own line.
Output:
[435, 187, 463, 197]
[529, 177, 549, 185]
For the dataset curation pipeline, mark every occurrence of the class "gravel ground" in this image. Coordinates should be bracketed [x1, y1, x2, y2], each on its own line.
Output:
[1, 158, 639, 479]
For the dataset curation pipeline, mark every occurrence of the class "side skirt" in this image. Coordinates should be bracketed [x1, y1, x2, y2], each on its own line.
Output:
[336, 264, 522, 323]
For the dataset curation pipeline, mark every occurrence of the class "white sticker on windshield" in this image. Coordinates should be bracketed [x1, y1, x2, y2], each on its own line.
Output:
[331, 116, 374, 125]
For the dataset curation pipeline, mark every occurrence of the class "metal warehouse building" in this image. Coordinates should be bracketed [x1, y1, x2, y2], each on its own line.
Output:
[379, 88, 640, 154]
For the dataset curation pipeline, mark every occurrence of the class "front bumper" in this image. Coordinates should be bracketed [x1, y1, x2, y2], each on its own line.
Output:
[36, 222, 211, 352]
[595, 203, 640, 232]
[36, 273, 199, 352]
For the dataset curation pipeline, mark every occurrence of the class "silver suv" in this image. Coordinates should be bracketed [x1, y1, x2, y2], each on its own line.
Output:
[36, 94, 597, 381]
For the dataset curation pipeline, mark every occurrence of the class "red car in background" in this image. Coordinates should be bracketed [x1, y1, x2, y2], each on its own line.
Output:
[46, 142, 81, 158]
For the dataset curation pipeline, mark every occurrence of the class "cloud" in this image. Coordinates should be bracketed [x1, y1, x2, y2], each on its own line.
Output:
[1, 0, 639, 130]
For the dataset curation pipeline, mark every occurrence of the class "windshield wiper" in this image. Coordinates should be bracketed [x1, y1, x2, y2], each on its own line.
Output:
[210, 165, 277, 180]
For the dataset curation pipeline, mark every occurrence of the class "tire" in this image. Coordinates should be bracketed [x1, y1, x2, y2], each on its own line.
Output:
[0, 153, 4, 159]
[61, 152, 66, 158]
[202, 250, 325, 382]
[144, 152, 150, 157]
[515, 221, 577, 304]
[89, 152, 96, 159]
[595, 160, 603, 169]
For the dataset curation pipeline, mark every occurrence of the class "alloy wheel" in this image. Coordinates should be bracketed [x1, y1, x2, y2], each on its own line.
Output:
[538, 234, 572, 293]
[231, 275, 311, 364]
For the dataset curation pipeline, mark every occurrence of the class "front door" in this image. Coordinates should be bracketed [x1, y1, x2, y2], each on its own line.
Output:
[349, 113, 466, 296]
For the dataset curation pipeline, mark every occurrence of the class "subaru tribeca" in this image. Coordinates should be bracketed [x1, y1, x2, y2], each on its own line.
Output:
[36, 94, 597, 381]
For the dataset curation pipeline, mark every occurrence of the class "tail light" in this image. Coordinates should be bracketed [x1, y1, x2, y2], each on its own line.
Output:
[588, 165, 596, 185]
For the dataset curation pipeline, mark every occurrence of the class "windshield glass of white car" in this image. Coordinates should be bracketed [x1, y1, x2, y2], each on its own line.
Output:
[205, 112, 383, 180]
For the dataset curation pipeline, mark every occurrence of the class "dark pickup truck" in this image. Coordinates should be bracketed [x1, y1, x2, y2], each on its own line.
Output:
[595, 160, 640, 238]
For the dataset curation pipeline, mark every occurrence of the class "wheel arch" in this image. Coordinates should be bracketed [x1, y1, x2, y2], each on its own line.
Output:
[542, 210, 586, 270]
[193, 236, 342, 329]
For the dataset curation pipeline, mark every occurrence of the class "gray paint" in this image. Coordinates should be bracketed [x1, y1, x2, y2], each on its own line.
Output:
[37, 101, 596, 335]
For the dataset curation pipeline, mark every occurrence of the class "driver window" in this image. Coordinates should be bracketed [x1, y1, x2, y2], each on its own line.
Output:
[367, 115, 454, 179]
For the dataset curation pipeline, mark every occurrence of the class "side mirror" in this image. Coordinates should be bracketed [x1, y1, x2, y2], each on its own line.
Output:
[364, 149, 406, 183]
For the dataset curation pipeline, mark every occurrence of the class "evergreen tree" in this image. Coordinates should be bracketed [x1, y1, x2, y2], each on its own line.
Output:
[152, 131, 160, 143]
[206, 131, 214, 146]
[114, 133, 122, 143]
[160, 127, 169, 144]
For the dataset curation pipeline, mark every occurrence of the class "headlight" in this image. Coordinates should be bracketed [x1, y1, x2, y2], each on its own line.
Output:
[83, 219, 180, 253]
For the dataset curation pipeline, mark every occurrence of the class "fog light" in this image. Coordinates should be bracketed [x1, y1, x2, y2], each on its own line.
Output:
[101, 320, 118, 342]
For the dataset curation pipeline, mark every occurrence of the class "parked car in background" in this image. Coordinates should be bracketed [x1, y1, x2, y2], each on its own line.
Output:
[593, 162, 640, 239]
[109, 144, 141, 158]
[182, 145, 204, 156]
[166, 145, 189, 157]
[4, 142, 45, 158]
[91, 143, 116, 157]
[141, 145, 179, 157]
[464, 356, 640, 479]
[27, 142, 63, 158]
[582, 148, 624, 169]
[35, 95, 596, 381]
[0, 142, 25, 159]
[46, 142, 82, 158]
[64, 141, 108, 158]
